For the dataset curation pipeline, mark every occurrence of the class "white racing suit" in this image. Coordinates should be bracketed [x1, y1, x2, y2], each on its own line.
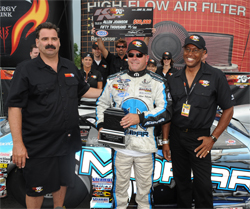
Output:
[96, 69, 172, 209]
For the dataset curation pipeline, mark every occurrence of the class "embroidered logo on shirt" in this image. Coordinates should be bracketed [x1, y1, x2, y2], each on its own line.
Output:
[102, 65, 107, 68]
[32, 186, 43, 193]
[65, 73, 74, 77]
[199, 80, 210, 87]
[91, 75, 97, 79]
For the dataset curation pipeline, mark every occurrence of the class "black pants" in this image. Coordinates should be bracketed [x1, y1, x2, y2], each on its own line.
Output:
[170, 125, 213, 209]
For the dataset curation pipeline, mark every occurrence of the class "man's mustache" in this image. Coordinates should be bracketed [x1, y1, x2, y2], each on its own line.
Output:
[45, 45, 56, 49]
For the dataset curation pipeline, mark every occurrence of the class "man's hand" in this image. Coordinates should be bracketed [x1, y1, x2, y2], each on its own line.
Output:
[120, 113, 140, 129]
[194, 136, 214, 158]
[162, 144, 171, 161]
[12, 141, 29, 168]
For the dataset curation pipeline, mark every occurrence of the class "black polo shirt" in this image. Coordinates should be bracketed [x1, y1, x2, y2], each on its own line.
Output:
[105, 51, 128, 75]
[7, 55, 90, 158]
[168, 62, 235, 129]
[92, 58, 109, 87]
[80, 67, 103, 88]
[155, 66, 178, 80]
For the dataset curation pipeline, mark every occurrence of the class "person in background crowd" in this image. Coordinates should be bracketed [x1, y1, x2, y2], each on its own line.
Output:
[81, 52, 103, 89]
[29, 44, 39, 59]
[162, 34, 234, 208]
[94, 28, 156, 76]
[96, 40, 172, 209]
[147, 58, 157, 72]
[91, 42, 109, 87]
[7, 22, 102, 209]
[97, 37, 128, 75]
[156, 51, 178, 79]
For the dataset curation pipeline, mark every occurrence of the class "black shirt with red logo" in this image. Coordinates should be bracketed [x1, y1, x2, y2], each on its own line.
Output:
[105, 51, 128, 75]
[6, 55, 90, 158]
[167, 62, 235, 129]
[80, 67, 103, 88]
[92, 58, 109, 87]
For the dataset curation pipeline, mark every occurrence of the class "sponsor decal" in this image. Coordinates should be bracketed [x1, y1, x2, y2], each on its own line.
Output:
[32, 186, 43, 193]
[132, 40, 142, 48]
[112, 84, 125, 91]
[144, 118, 165, 126]
[96, 30, 108, 37]
[92, 197, 109, 203]
[199, 80, 210, 87]
[93, 190, 111, 197]
[141, 79, 150, 85]
[0, 153, 10, 157]
[65, 73, 74, 77]
[139, 87, 151, 92]
[109, 8, 124, 17]
[127, 130, 149, 137]
[117, 79, 131, 83]
[226, 139, 236, 145]
[0, 142, 13, 146]
[0, 163, 8, 169]
[92, 177, 112, 183]
[189, 35, 200, 42]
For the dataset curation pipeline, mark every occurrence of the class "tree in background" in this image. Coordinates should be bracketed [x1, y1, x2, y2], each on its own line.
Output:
[74, 43, 81, 69]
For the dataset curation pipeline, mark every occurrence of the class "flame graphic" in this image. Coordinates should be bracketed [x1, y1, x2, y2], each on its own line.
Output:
[10, 0, 49, 55]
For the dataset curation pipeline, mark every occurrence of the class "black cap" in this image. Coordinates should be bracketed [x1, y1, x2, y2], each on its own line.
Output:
[127, 40, 148, 54]
[162, 51, 172, 59]
[92, 42, 98, 49]
[82, 52, 93, 60]
[148, 59, 157, 66]
[183, 34, 206, 49]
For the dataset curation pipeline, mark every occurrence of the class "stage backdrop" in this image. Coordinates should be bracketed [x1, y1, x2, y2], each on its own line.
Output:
[81, 0, 249, 72]
[0, 0, 74, 68]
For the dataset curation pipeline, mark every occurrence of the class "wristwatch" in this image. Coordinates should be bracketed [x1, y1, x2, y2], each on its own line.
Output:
[162, 139, 169, 145]
[210, 135, 217, 142]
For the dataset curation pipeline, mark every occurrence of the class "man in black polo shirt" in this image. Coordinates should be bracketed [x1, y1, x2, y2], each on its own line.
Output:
[162, 34, 235, 208]
[6, 22, 102, 209]
[91, 42, 109, 87]
[97, 38, 128, 75]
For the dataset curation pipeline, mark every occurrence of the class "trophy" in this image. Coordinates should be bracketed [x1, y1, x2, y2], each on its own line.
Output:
[99, 76, 129, 147]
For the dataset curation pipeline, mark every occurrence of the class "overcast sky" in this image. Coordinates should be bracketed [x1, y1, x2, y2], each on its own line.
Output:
[73, 0, 81, 48]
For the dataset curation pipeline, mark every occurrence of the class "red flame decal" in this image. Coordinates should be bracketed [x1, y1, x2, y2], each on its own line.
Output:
[10, 0, 49, 55]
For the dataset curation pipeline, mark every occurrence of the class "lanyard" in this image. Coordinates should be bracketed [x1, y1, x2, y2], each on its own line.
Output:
[184, 82, 196, 104]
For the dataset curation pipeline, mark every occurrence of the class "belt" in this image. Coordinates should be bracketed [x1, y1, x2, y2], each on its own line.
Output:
[173, 125, 210, 133]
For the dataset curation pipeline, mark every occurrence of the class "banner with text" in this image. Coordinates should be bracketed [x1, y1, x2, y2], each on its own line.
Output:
[81, 0, 249, 72]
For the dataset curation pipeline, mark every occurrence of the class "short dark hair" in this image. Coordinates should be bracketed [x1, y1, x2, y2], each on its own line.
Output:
[115, 38, 127, 48]
[30, 44, 38, 52]
[35, 22, 60, 39]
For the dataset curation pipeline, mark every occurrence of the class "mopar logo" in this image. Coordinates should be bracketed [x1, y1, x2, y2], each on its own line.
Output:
[96, 30, 108, 37]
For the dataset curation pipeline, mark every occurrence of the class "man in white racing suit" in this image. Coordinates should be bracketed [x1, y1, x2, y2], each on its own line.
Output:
[96, 40, 172, 209]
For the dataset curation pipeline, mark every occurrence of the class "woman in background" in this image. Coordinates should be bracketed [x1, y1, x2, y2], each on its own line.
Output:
[147, 58, 157, 73]
[81, 52, 103, 89]
[156, 51, 177, 79]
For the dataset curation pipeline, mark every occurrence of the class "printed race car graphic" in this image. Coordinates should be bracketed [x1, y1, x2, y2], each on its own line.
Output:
[1, 104, 250, 208]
